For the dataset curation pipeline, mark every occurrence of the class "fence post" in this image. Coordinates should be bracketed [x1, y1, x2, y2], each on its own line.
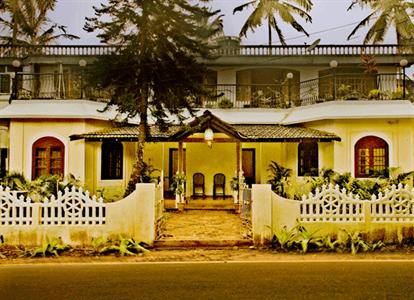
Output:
[363, 201, 371, 224]
[32, 202, 41, 225]
[252, 184, 272, 245]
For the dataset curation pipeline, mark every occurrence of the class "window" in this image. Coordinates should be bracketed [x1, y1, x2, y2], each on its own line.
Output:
[32, 137, 64, 179]
[298, 141, 318, 176]
[355, 136, 389, 177]
[101, 141, 123, 180]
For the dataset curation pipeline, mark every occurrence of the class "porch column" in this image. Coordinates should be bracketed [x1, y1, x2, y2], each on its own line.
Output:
[177, 141, 185, 207]
[236, 142, 243, 205]
[178, 141, 184, 174]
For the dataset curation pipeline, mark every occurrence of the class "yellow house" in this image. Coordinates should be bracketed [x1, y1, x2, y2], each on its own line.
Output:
[0, 43, 413, 205]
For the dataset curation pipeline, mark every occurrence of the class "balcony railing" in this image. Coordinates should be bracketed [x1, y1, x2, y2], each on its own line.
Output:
[1, 44, 413, 58]
[202, 73, 414, 109]
[3, 72, 413, 108]
[9, 72, 110, 101]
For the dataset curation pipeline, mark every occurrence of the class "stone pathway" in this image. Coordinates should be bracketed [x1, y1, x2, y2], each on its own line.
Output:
[159, 210, 250, 241]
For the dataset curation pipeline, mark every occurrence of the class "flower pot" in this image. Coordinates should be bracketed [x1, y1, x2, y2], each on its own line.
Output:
[233, 190, 238, 204]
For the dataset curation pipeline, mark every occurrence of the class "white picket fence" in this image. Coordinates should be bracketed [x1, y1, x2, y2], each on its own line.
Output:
[42, 187, 105, 225]
[301, 184, 364, 222]
[0, 187, 34, 226]
[0, 186, 105, 226]
[300, 183, 414, 223]
[371, 184, 414, 223]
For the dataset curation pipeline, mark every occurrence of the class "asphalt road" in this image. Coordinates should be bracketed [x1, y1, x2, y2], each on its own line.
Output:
[1, 261, 414, 300]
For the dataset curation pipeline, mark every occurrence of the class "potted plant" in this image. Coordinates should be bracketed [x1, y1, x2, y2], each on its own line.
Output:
[170, 174, 186, 207]
[230, 176, 239, 204]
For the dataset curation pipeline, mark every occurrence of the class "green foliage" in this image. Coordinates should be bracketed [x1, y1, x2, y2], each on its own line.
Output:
[391, 87, 410, 100]
[0, 173, 82, 201]
[30, 236, 70, 257]
[218, 97, 233, 108]
[348, 0, 414, 44]
[85, 0, 222, 191]
[230, 176, 239, 191]
[337, 84, 362, 100]
[309, 167, 414, 200]
[271, 226, 296, 251]
[170, 174, 186, 195]
[0, 172, 27, 191]
[140, 162, 160, 184]
[343, 230, 370, 255]
[367, 89, 381, 99]
[233, 0, 313, 45]
[91, 236, 149, 256]
[267, 161, 292, 198]
[295, 224, 323, 253]
[320, 236, 340, 252]
[0, 0, 78, 46]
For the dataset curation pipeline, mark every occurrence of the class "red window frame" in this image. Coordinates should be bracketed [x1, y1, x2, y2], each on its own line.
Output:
[32, 137, 64, 180]
[355, 136, 388, 178]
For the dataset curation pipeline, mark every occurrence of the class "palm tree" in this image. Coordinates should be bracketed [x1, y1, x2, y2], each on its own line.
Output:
[0, 0, 78, 46]
[233, 0, 313, 46]
[347, 0, 414, 44]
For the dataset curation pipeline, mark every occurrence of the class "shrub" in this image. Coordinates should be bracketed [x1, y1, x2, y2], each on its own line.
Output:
[218, 97, 233, 108]
[367, 89, 381, 99]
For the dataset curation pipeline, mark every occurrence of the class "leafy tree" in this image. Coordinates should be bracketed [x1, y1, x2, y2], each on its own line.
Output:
[0, 0, 78, 46]
[347, 0, 414, 44]
[233, 0, 313, 45]
[84, 0, 222, 195]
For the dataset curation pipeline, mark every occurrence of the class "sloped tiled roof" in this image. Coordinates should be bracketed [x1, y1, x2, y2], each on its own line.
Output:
[70, 125, 182, 141]
[233, 124, 340, 141]
[71, 122, 340, 142]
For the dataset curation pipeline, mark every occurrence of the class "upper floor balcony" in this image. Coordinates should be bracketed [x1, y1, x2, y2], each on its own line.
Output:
[1, 71, 412, 108]
[1, 43, 413, 57]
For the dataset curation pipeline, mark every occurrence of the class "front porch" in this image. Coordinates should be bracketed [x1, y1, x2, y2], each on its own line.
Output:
[71, 110, 340, 208]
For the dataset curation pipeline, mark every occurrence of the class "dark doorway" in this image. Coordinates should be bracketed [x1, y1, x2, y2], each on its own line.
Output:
[242, 149, 255, 187]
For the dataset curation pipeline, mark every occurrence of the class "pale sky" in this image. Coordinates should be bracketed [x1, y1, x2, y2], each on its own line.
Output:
[51, 0, 393, 45]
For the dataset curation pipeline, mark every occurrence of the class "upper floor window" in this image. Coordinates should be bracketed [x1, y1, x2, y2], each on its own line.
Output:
[32, 137, 64, 179]
[298, 140, 318, 176]
[101, 140, 123, 180]
[355, 136, 388, 178]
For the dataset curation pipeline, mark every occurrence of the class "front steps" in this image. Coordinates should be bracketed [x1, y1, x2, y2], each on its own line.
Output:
[153, 239, 253, 250]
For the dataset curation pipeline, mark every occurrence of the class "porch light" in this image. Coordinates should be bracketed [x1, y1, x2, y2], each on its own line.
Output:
[204, 127, 214, 148]
[400, 59, 409, 99]
[400, 59, 408, 68]
[12, 60, 21, 68]
[286, 72, 293, 80]
[78, 59, 87, 67]
[329, 60, 338, 69]
[79, 59, 87, 99]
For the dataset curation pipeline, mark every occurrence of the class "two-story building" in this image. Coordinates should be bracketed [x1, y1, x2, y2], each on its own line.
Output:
[0, 40, 413, 203]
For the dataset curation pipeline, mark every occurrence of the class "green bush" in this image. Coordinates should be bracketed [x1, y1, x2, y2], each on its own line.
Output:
[218, 97, 233, 108]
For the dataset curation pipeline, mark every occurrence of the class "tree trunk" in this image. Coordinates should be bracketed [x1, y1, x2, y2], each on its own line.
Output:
[124, 119, 147, 196]
[124, 85, 149, 196]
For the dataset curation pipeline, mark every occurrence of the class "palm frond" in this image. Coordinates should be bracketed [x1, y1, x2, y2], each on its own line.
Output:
[347, 11, 377, 41]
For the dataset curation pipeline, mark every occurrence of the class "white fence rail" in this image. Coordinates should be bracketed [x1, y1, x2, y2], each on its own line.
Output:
[300, 183, 414, 223]
[371, 184, 414, 223]
[41, 187, 105, 225]
[301, 184, 365, 222]
[0, 186, 105, 226]
[0, 187, 34, 225]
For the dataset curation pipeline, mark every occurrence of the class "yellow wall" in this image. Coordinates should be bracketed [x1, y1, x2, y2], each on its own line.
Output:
[8, 118, 112, 189]
[305, 118, 414, 175]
